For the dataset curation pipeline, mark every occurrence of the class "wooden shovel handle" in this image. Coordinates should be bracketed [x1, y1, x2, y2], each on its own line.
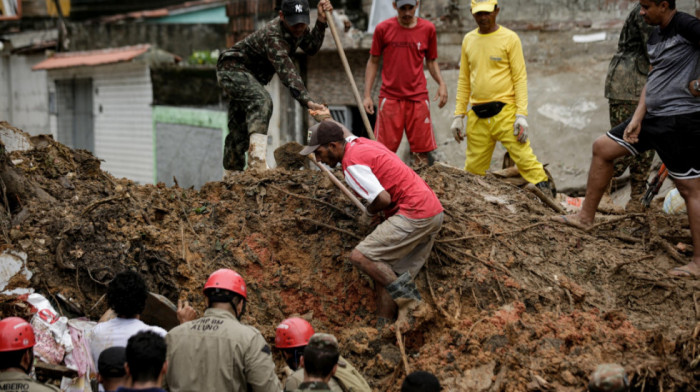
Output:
[324, 9, 375, 140]
[308, 153, 368, 215]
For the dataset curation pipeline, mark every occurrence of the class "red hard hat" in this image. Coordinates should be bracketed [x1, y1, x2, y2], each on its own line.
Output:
[203, 269, 247, 299]
[0, 317, 35, 352]
[275, 317, 314, 348]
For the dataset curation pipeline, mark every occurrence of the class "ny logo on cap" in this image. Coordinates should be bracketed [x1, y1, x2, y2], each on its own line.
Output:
[295, 4, 303, 13]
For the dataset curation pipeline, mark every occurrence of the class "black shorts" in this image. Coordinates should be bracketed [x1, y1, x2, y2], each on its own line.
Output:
[607, 111, 700, 180]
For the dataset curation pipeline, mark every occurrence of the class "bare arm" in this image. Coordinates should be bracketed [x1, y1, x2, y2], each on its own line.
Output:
[427, 59, 447, 108]
[367, 190, 392, 215]
[623, 83, 647, 144]
[363, 55, 380, 114]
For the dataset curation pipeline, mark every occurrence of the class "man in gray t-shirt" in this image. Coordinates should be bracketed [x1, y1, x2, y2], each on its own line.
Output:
[555, 0, 700, 278]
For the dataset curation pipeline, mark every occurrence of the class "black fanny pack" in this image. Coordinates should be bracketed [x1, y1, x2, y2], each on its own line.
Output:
[472, 102, 506, 118]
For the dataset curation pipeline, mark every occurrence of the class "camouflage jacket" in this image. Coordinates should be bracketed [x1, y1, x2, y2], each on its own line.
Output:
[294, 381, 332, 391]
[605, 3, 655, 101]
[217, 17, 327, 106]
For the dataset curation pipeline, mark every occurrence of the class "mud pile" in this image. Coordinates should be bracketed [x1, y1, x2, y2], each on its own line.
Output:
[0, 123, 698, 391]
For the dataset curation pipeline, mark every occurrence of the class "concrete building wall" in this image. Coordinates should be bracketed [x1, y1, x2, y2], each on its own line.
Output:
[362, 0, 696, 26]
[307, 49, 373, 107]
[0, 55, 9, 122]
[0, 53, 49, 134]
[48, 62, 154, 184]
[10, 54, 49, 135]
[153, 106, 226, 188]
[69, 22, 227, 58]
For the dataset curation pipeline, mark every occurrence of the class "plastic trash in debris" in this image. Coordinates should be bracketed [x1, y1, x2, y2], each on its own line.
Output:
[61, 318, 97, 392]
[573, 32, 606, 43]
[0, 250, 34, 295]
[662, 188, 686, 214]
[24, 293, 73, 364]
[556, 194, 584, 213]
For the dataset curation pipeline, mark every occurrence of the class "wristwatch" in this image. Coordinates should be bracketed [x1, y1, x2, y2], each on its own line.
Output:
[694, 80, 700, 93]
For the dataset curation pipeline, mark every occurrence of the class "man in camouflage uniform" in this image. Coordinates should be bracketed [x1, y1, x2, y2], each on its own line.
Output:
[588, 363, 629, 392]
[605, 2, 655, 209]
[165, 269, 282, 391]
[292, 333, 340, 392]
[216, 0, 331, 171]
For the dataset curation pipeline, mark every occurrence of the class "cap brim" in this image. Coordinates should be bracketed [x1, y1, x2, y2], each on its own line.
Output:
[395, 0, 417, 7]
[284, 13, 310, 26]
[299, 144, 319, 155]
[471, 4, 496, 14]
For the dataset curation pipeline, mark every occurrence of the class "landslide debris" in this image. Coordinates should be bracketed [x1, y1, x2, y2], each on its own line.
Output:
[0, 123, 698, 391]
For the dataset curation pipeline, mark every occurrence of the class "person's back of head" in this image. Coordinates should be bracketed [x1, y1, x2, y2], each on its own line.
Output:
[275, 317, 314, 370]
[108, 271, 148, 318]
[125, 331, 167, 386]
[302, 333, 339, 381]
[0, 317, 36, 374]
[203, 269, 248, 319]
[588, 364, 629, 392]
[401, 371, 441, 392]
[97, 346, 127, 392]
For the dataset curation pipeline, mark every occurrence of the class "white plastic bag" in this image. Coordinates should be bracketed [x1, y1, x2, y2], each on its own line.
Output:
[25, 293, 73, 363]
[662, 188, 686, 214]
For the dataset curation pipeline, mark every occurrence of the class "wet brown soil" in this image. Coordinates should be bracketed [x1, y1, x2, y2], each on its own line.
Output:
[0, 127, 698, 391]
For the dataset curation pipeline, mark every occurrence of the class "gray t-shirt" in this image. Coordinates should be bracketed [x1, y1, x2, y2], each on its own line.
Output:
[645, 11, 700, 116]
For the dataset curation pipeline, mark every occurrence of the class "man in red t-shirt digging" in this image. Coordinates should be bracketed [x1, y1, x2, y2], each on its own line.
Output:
[363, 0, 448, 167]
[301, 120, 444, 331]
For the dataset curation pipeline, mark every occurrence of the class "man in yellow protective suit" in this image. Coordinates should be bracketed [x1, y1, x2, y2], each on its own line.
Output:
[451, 0, 554, 197]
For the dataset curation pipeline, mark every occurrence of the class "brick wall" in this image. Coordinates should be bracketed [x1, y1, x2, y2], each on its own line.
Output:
[225, 0, 277, 47]
[306, 49, 376, 107]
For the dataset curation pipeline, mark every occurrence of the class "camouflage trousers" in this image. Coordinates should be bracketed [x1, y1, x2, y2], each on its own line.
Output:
[217, 70, 273, 171]
[609, 100, 655, 197]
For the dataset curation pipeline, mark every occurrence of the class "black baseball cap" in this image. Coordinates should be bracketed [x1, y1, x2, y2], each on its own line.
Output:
[300, 121, 344, 155]
[98, 346, 126, 378]
[281, 0, 310, 26]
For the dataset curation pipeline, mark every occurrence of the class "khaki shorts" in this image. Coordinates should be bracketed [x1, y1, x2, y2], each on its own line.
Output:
[355, 212, 443, 277]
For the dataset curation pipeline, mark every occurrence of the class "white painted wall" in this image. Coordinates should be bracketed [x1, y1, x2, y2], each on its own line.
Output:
[48, 62, 154, 184]
[10, 54, 49, 135]
[0, 55, 9, 122]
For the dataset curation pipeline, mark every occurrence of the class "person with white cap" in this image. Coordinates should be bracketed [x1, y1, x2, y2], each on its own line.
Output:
[451, 0, 554, 197]
[363, 0, 447, 168]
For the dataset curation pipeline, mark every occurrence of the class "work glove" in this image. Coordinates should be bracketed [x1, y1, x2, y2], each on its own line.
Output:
[513, 114, 528, 143]
[450, 115, 465, 143]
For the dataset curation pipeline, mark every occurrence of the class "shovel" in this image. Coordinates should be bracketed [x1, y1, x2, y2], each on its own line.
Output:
[324, 8, 375, 140]
[308, 153, 368, 216]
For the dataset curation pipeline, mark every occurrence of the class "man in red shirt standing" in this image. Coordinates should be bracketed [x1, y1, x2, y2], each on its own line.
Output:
[301, 120, 444, 330]
[363, 0, 448, 167]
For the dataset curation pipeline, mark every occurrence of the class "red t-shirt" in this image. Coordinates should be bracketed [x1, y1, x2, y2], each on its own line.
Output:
[370, 17, 438, 101]
[341, 137, 443, 219]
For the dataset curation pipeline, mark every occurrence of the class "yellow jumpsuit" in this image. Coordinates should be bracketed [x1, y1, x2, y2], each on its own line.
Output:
[455, 25, 548, 184]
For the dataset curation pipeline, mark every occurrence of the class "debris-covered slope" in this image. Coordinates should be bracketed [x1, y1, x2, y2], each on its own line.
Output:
[0, 123, 697, 391]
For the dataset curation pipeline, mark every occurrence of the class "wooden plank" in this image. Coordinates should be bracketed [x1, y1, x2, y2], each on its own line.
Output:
[34, 361, 78, 380]
[140, 292, 179, 331]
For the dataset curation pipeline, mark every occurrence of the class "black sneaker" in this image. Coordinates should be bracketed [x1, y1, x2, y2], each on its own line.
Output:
[536, 181, 556, 198]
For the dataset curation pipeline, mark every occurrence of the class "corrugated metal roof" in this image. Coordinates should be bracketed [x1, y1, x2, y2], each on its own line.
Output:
[32, 44, 158, 70]
[97, 0, 227, 23]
